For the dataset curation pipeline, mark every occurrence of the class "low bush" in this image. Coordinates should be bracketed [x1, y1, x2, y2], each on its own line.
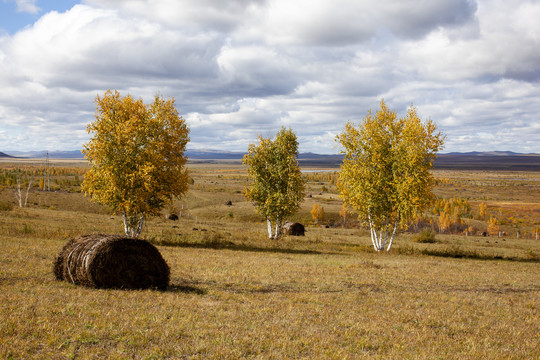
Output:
[415, 228, 437, 243]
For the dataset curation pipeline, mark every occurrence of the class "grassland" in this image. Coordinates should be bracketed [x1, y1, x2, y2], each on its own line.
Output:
[1, 159, 539, 359]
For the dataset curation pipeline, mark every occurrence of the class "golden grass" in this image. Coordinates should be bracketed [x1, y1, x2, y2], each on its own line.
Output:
[0, 162, 539, 359]
[1, 230, 539, 359]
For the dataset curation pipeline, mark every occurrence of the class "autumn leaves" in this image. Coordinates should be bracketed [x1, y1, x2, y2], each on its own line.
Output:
[82, 90, 190, 237]
[336, 100, 445, 251]
[83, 91, 444, 251]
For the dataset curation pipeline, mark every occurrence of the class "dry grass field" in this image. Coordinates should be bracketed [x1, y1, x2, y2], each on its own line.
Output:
[1, 159, 539, 359]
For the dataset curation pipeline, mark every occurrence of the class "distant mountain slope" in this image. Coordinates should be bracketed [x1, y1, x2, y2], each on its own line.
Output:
[435, 153, 540, 170]
[0, 151, 16, 158]
[186, 150, 540, 170]
[296, 152, 540, 170]
[186, 149, 244, 160]
[186, 150, 343, 161]
[445, 151, 521, 156]
[6, 150, 83, 159]
[3, 149, 539, 170]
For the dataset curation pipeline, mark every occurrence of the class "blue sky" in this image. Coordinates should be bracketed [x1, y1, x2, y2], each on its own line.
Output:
[0, 0, 539, 154]
[0, 0, 76, 34]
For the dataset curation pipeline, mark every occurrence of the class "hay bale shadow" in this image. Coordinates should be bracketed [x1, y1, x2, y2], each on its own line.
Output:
[54, 234, 170, 290]
[168, 285, 206, 295]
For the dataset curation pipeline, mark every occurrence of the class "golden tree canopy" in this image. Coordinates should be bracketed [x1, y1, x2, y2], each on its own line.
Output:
[82, 90, 190, 236]
[337, 100, 445, 251]
[243, 127, 305, 239]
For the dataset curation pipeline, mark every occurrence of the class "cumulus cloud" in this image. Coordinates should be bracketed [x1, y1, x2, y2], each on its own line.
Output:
[398, 0, 540, 83]
[0, 0, 539, 153]
[250, 0, 477, 46]
[83, 0, 265, 32]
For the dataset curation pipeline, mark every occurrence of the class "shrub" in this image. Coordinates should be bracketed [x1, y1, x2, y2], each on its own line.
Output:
[415, 228, 437, 243]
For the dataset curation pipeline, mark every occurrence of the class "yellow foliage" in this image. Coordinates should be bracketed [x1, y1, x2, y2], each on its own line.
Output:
[82, 90, 190, 235]
[311, 204, 320, 223]
[310, 203, 326, 225]
[243, 127, 305, 232]
[337, 99, 445, 232]
[339, 203, 348, 221]
[487, 215, 500, 236]
[439, 211, 451, 232]
[479, 201, 487, 218]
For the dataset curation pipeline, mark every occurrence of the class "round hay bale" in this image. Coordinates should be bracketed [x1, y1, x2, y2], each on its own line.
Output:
[283, 222, 305, 236]
[53, 234, 170, 290]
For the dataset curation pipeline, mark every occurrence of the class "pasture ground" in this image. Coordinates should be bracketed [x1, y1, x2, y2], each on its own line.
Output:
[0, 160, 539, 359]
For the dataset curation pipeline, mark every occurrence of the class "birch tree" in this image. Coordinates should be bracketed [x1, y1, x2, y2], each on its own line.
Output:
[82, 90, 190, 237]
[337, 100, 444, 252]
[15, 177, 32, 207]
[243, 127, 305, 239]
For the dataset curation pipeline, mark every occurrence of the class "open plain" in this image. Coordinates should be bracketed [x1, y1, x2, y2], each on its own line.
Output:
[1, 158, 539, 359]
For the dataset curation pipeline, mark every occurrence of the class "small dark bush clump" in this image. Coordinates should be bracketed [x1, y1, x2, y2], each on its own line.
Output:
[415, 228, 437, 243]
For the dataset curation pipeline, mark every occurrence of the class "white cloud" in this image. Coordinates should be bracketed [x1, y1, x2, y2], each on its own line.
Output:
[0, 0, 539, 154]
[83, 0, 264, 32]
[398, 0, 540, 82]
[238, 0, 477, 46]
[15, 0, 40, 14]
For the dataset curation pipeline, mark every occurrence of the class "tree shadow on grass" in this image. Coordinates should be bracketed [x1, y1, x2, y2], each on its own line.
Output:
[157, 239, 324, 256]
[397, 245, 540, 263]
[167, 280, 381, 295]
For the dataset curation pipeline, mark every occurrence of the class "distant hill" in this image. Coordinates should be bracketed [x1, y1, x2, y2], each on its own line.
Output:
[0, 151, 16, 158]
[445, 151, 521, 156]
[186, 149, 244, 160]
[435, 152, 540, 170]
[5, 150, 84, 159]
[186, 150, 342, 161]
[185, 150, 540, 170]
[297, 152, 540, 170]
[3, 149, 539, 170]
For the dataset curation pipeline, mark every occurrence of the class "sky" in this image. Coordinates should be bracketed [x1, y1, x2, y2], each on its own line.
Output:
[0, 0, 539, 154]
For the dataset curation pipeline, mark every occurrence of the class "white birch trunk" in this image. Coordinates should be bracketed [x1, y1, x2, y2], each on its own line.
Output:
[380, 227, 387, 250]
[368, 215, 399, 252]
[385, 221, 399, 252]
[123, 210, 145, 237]
[370, 225, 377, 250]
[375, 229, 382, 251]
[135, 213, 145, 237]
[368, 215, 379, 251]
[24, 181, 32, 207]
[16, 179, 23, 207]
[123, 211, 132, 237]
[274, 216, 281, 239]
[267, 218, 274, 239]
[372, 226, 383, 251]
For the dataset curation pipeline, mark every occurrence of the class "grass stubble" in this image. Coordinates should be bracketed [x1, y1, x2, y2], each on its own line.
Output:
[0, 162, 539, 359]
